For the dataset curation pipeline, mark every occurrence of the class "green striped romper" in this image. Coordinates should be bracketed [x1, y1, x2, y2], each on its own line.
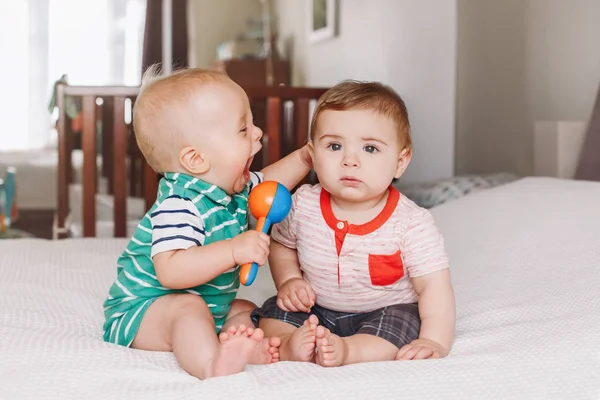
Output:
[103, 171, 263, 347]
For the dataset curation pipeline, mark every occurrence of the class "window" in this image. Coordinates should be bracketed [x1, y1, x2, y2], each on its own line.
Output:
[0, 0, 36, 151]
[0, 0, 145, 151]
[49, 0, 146, 86]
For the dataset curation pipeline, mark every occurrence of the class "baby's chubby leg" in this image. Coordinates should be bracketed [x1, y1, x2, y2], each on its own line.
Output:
[131, 294, 276, 379]
[221, 299, 266, 332]
[315, 329, 398, 367]
[132, 293, 220, 379]
[315, 303, 420, 367]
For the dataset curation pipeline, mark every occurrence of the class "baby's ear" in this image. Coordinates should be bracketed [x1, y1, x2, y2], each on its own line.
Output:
[394, 147, 412, 179]
[179, 146, 210, 175]
[307, 142, 315, 162]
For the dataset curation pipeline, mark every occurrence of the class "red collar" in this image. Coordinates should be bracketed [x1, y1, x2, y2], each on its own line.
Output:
[319, 186, 399, 236]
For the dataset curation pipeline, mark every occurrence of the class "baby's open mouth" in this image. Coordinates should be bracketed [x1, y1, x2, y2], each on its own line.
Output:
[243, 157, 253, 180]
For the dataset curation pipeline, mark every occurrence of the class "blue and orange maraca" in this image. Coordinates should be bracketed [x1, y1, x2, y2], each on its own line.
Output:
[240, 181, 292, 286]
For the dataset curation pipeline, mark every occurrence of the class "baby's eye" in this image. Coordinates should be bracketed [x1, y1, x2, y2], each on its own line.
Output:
[328, 143, 341, 151]
[364, 145, 378, 154]
[239, 127, 248, 136]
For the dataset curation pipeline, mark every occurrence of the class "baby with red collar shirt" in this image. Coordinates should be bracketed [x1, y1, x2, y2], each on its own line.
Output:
[251, 80, 456, 366]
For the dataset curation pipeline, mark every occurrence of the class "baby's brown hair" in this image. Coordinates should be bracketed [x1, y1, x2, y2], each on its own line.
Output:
[310, 80, 412, 151]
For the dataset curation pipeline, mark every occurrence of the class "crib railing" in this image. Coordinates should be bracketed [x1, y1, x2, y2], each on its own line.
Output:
[55, 83, 328, 238]
[55, 85, 143, 238]
[243, 86, 328, 170]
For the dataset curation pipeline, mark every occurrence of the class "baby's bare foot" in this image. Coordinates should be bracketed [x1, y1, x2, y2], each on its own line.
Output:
[213, 324, 280, 377]
[268, 336, 281, 363]
[315, 325, 347, 367]
[282, 315, 318, 362]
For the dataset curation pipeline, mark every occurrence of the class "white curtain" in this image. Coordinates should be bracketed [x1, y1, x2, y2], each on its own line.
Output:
[0, 0, 49, 151]
[0, 0, 145, 152]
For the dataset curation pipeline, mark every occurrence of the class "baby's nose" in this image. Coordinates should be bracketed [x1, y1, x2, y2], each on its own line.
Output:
[253, 125, 263, 141]
[342, 151, 360, 167]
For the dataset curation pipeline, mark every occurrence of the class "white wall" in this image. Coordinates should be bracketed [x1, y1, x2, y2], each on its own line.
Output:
[457, 0, 600, 176]
[188, 0, 262, 68]
[274, 0, 457, 184]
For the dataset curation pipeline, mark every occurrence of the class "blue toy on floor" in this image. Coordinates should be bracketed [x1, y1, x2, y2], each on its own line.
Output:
[0, 167, 17, 232]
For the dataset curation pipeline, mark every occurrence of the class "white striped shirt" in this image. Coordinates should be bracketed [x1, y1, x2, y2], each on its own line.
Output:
[150, 196, 206, 257]
[271, 184, 450, 313]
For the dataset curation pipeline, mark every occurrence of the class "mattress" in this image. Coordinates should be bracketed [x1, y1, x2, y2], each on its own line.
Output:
[1, 177, 599, 399]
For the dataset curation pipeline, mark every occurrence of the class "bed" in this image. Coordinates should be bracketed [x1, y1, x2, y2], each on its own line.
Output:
[1, 176, 598, 399]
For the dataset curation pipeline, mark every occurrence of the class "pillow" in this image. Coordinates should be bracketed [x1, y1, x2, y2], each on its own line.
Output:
[394, 173, 518, 209]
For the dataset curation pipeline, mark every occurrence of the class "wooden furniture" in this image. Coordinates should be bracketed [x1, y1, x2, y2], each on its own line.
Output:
[11, 209, 54, 239]
[213, 58, 290, 87]
[214, 58, 291, 145]
[242, 86, 328, 171]
[55, 84, 328, 239]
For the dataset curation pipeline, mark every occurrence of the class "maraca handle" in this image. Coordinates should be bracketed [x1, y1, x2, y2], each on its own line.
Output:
[255, 217, 271, 234]
[240, 262, 259, 286]
[240, 217, 272, 286]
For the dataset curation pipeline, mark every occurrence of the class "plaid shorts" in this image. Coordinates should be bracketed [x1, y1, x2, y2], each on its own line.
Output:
[251, 296, 421, 348]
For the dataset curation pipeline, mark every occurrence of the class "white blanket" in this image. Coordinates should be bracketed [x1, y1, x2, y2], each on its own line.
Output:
[1, 177, 599, 399]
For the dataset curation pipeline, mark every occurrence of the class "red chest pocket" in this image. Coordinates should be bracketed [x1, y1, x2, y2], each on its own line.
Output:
[368, 250, 405, 286]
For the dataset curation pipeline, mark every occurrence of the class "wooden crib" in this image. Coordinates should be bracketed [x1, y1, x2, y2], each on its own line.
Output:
[54, 84, 328, 238]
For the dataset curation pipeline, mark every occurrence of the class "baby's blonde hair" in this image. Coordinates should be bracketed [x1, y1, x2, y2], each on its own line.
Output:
[133, 65, 229, 172]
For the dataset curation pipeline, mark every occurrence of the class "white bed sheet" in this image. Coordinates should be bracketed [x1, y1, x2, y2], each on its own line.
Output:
[1, 177, 599, 400]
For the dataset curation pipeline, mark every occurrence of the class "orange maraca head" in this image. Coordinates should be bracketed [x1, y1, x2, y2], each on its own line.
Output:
[248, 181, 292, 223]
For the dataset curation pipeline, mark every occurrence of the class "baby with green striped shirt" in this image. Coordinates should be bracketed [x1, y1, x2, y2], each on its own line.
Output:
[102, 66, 312, 380]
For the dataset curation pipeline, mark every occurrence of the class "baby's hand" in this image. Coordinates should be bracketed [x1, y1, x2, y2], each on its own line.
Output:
[277, 277, 316, 313]
[395, 338, 448, 360]
[231, 231, 270, 266]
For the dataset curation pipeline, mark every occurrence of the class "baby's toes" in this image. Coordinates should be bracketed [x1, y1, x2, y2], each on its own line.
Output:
[218, 331, 230, 343]
[224, 325, 238, 336]
[315, 326, 330, 344]
[307, 314, 319, 329]
[235, 324, 248, 335]
[268, 336, 281, 349]
[249, 327, 265, 343]
[272, 350, 280, 362]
